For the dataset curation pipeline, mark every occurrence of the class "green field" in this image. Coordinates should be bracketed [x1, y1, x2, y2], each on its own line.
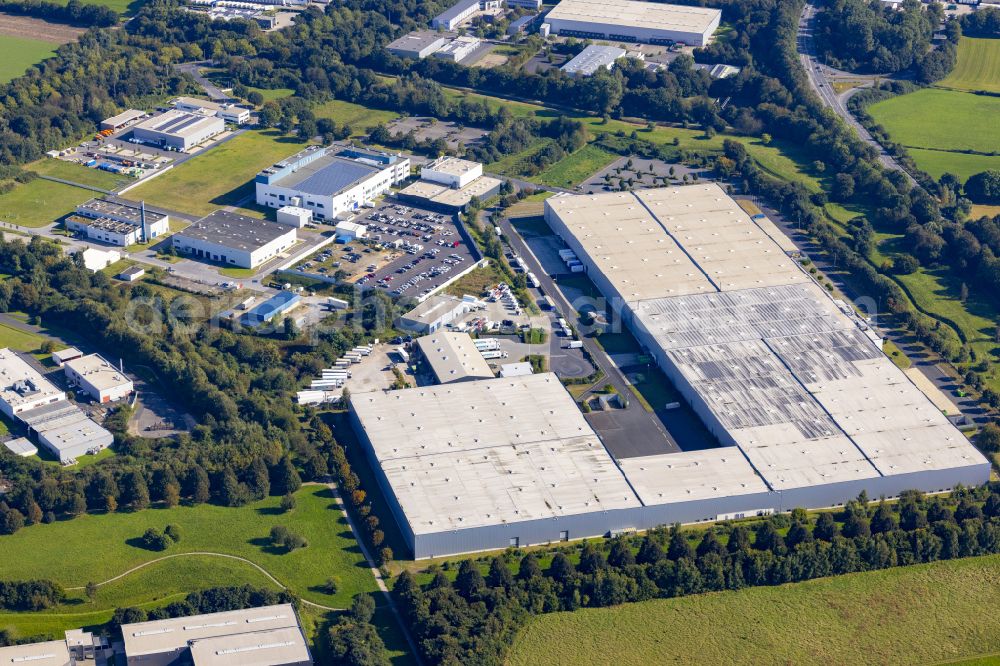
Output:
[508, 554, 1000, 666]
[50, 0, 141, 14]
[0, 178, 96, 227]
[536, 145, 619, 188]
[127, 130, 310, 216]
[0, 485, 377, 640]
[938, 37, 1000, 94]
[0, 35, 56, 84]
[313, 99, 401, 135]
[869, 38, 1000, 181]
[28, 157, 129, 191]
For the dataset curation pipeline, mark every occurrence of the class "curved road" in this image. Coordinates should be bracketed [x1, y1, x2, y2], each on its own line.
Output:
[797, 2, 916, 183]
[63, 551, 344, 612]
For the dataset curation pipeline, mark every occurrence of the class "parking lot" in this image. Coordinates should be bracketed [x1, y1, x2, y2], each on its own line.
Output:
[386, 117, 489, 151]
[292, 199, 479, 300]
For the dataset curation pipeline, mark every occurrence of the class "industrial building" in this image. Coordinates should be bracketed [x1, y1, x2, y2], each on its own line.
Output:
[346, 184, 990, 559]
[131, 110, 225, 151]
[121, 604, 311, 666]
[544, 185, 988, 502]
[277, 205, 313, 228]
[80, 248, 121, 273]
[433, 35, 482, 62]
[397, 293, 475, 333]
[172, 210, 297, 269]
[414, 331, 494, 383]
[335, 220, 367, 241]
[66, 197, 170, 246]
[63, 354, 133, 403]
[543, 0, 722, 46]
[0, 629, 106, 666]
[431, 0, 501, 30]
[101, 109, 145, 132]
[0, 348, 113, 462]
[398, 157, 502, 211]
[240, 291, 301, 328]
[173, 96, 251, 124]
[387, 30, 452, 59]
[561, 44, 626, 76]
[255, 145, 410, 221]
[507, 0, 541, 8]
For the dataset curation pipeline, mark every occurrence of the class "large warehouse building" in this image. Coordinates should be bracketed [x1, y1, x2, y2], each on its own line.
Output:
[131, 110, 224, 151]
[255, 145, 410, 221]
[172, 210, 297, 268]
[347, 184, 990, 559]
[65, 197, 169, 246]
[543, 0, 722, 46]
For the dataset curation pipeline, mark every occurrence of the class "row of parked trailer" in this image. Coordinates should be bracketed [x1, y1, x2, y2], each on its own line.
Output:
[558, 249, 585, 273]
[297, 343, 376, 403]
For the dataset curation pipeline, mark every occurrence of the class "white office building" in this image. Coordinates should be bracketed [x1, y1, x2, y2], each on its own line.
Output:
[544, 0, 722, 46]
[64, 354, 133, 403]
[172, 210, 297, 269]
[256, 145, 410, 221]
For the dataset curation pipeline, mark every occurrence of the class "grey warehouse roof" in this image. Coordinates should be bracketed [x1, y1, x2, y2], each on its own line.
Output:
[415, 331, 494, 383]
[546, 0, 721, 34]
[272, 154, 381, 196]
[178, 211, 294, 252]
[561, 45, 626, 76]
[546, 185, 988, 491]
[350, 373, 642, 533]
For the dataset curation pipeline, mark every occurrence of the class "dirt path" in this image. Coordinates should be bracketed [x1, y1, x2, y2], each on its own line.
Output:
[0, 13, 85, 43]
[63, 551, 345, 612]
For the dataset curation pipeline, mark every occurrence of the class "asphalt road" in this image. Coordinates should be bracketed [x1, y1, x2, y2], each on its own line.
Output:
[796, 2, 915, 183]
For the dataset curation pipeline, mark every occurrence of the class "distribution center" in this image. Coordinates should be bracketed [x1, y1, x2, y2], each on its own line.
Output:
[544, 0, 722, 46]
[172, 210, 297, 268]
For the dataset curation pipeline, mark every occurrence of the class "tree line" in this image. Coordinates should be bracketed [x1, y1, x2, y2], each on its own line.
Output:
[393, 486, 1000, 666]
[0, 0, 119, 27]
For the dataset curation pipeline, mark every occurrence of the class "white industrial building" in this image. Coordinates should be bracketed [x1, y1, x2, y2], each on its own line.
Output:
[346, 185, 990, 559]
[414, 331, 494, 383]
[64, 354, 133, 403]
[172, 210, 297, 269]
[399, 156, 502, 210]
[544, 0, 722, 46]
[101, 109, 145, 132]
[335, 220, 367, 241]
[121, 604, 311, 666]
[431, 0, 502, 30]
[387, 30, 452, 59]
[80, 248, 121, 273]
[277, 205, 313, 228]
[173, 96, 251, 124]
[0, 348, 113, 462]
[561, 44, 626, 76]
[131, 110, 225, 151]
[66, 197, 170, 246]
[255, 145, 410, 221]
[0, 629, 106, 666]
[544, 185, 988, 501]
[433, 35, 482, 62]
[421, 156, 483, 188]
[397, 294, 475, 333]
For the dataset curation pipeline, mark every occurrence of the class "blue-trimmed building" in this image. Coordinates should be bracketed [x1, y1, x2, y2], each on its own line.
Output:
[240, 291, 301, 328]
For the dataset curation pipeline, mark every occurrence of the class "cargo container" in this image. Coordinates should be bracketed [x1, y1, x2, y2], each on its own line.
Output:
[527, 272, 541, 288]
[480, 349, 509, 360]
[328, 297, 349, 310]
[566, 340, 583, 349]
[558, 249, 577, 261]
[543, 295, 556, 310]
[473, 338, 501, 352]
[570, 264, 585, 273]
[397, 347, 410, 363]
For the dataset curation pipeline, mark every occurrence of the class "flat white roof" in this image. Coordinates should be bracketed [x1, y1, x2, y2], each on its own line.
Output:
[65, 354, 132, 392]
[0, 348, 64, 410]
[499, 362, 534, 377]
[0, 639, 70, 665]
[351, 373, 641, 533]
[548, 186, 988, 492]
[122, 604, 304, 660]
[103, 109, 145, 126]
[134, 109, 223, 138]
[187, 626, 311, 666]
[546, 0, 721, 34]
[402, 294, 466, 324]
[51, 347, 83, 363]
[561, 44, 626, 75]
[618, 447, 769, 504]
[423, 156, 481, 178]
[415, 331, 494, 382]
